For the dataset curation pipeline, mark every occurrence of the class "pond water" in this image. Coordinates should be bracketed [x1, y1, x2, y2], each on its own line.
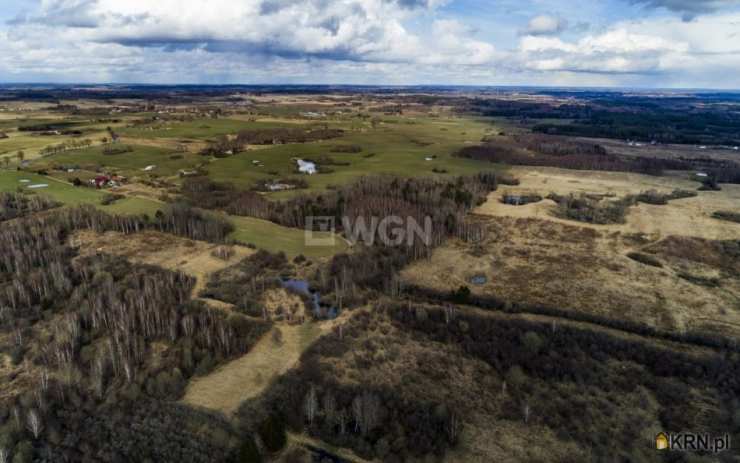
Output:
[279, 278, 337, 319]
[470, 274, 488, 285]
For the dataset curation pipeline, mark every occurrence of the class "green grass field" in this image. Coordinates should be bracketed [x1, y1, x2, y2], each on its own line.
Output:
[8, 111, 504, 259]
[0, 170, 342, 258]
[206, 115, 502, 195]
[119, 118, 312, 140]
[229, 215, 347, 258]
[0, 170, 162, 216]
[33, 144, 202, 178]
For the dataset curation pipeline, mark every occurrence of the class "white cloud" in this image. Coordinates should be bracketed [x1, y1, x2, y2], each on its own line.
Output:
[518, 24, 691, 74]
[3, 0, 740, 87]
[520, 15, 567, 36]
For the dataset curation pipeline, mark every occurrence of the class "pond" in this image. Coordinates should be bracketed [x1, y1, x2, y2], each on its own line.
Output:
[470, 274, 488, 285]
[279, 277, 337, 319]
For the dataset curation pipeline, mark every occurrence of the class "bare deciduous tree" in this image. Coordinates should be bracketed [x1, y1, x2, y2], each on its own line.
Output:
[27, 409, 43, 439]
[304, 385, 318, 426]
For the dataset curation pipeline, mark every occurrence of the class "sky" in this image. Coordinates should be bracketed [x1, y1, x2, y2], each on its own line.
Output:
[1, 0, 740, 88]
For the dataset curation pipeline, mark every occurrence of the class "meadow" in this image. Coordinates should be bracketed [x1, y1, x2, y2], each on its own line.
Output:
[206, 115, 500, 195]
[33, 143, 203, 178]
[119, 118, 313, 140]
[229, 215, 347, 258]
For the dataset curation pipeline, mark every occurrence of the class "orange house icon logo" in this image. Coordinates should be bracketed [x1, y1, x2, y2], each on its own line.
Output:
[656, 432, 669, 450]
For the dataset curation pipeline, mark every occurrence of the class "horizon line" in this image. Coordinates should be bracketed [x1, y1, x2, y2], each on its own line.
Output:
[2, 82, 740, 93]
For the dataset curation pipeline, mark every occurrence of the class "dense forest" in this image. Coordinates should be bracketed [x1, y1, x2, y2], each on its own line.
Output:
[470, 96, 740, 145]
[0, 208, 269, 462]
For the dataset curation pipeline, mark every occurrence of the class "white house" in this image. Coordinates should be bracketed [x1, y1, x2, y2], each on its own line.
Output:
[297, 159, 317, 175]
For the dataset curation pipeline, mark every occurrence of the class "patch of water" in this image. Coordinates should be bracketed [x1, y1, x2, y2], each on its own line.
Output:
[470, 274, 487, 285]
[279, 278, 337, 319]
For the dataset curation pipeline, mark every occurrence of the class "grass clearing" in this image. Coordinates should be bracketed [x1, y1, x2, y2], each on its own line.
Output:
[229, 215, 347, 258]
[205, 116, 502, 195]
[182, 322, 324, 416]
[119, 118, 309, 140]
[33, 143, 202, 178]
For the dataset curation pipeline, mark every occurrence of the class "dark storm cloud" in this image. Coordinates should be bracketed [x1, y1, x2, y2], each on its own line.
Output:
[391, 0, 434, 8]
[629, 0, 740, 19]
[104, 36, 360, 62]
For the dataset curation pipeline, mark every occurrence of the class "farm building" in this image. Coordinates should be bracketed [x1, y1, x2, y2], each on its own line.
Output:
[296, 159, 317, 175]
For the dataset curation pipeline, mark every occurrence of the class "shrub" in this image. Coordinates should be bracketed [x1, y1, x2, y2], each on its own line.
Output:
[258, 415, 287, 453]
[100, 193, 124, 206]
[237, 436, 262, 463]
[330, 144, 362, 153]
[627, 252, 663, 268]
[635, 189, 698, 205]
[501, 193, 542, 206]
[451, 285, 471, 303]
[712, 211, 740, 224]
[677, 272, 720, 288]
[551, 193, 632, 225]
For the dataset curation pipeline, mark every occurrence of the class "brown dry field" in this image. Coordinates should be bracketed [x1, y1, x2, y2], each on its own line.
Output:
[182, 311, 350, 416]
[478, 166, 740, 240]
[71, 229, 254, 299]
[403, 167, 740, 338]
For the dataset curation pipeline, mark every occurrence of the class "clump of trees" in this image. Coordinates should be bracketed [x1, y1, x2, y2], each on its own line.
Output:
[102, 144, 133, 155]
[200, 250, 292, 317]
[235, 127, 343, 146]
[199, 135, 244, 157]
[0, 192, 59, 221]
[634, 189, 697, 205]
[712, 211, 740, 224]
[549, 193, 633, 224]
[39, 138, 94, 156]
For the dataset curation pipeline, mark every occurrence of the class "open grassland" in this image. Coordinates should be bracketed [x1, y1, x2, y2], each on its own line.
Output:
[0, 132, 70, 158]
[229, 215, 347, 258]
[207, 116, 500, 195]
[476, 166, 740, 240]
[0, 116, 126, 159]
[33, 143, 203, 178]
[402, 213, 740, 339]
[119, 118, 310, 140]
[402, 149, 740, 341]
